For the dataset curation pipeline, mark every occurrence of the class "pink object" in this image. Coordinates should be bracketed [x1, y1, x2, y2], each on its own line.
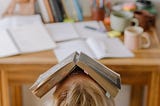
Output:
[123, 2, 136, 11]
[124, 26, 151, 51]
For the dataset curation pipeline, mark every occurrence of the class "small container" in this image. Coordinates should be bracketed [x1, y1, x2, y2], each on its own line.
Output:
[91, 7, 105, 21]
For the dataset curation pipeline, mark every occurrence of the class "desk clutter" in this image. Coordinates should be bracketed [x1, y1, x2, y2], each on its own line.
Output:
[0, 15, 134, 61]
[0, 0, 157, 60]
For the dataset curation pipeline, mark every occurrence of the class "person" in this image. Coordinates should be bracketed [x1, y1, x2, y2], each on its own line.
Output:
[53, 67, 115, 106]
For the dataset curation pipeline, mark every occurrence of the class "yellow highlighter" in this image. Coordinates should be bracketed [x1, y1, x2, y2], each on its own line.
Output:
[107, 30, 121, 38]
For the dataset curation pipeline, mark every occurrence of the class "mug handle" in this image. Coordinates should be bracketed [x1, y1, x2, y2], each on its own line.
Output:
[141, 32, 151, 48]
[130, 18, 139, 26]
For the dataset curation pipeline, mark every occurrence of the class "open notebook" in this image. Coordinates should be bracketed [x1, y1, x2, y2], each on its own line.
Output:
[0, 23, 56, 57]
[45, 21, 107, 42]
[54, 36, 134, 62]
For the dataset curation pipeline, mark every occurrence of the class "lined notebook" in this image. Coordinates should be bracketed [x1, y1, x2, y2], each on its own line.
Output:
[45, 21, 107, 42]
[0, 23, 56, 57]
[54, 36, 134, 62]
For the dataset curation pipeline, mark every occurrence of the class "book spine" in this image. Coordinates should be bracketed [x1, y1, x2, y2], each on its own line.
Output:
[49, 0, 63, 22]
[62, 0, 74, 20]
[44, 0, 54, 23]
[70, 0, 78, 21]
[78, 0, 91, 17]
[37, 0, 50, 23]
[73, 0, 83, 21]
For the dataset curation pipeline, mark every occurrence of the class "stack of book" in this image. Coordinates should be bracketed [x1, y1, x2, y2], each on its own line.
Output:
[36, 0, 91, 23]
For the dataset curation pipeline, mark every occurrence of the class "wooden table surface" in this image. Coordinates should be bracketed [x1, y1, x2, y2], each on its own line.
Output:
[0, 27, 160, 106]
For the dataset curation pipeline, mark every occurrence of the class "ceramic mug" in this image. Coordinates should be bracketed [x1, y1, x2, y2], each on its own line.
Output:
[134, 10, 155, 30]
[110, 11, 139, 32]
[124, 26, 151, 50]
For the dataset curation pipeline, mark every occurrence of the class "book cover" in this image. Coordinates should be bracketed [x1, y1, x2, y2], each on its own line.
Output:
[30, 52, 121, 98]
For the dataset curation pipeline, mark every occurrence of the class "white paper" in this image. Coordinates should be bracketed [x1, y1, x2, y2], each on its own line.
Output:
[54, 39, 95, 62]
[0, 29, 19, 57]
[9, 23, 56, 53]
[86, 36, 134, 59]
[0, 15, 42, 29]
[45, 23, 80, 42]
[74, 21, 107, 38]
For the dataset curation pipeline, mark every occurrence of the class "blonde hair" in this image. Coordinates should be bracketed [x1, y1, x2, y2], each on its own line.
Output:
[53, 67, 115, 106]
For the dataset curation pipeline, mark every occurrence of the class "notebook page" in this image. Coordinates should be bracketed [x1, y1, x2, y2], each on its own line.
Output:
[74, 21, 107, 38]
[86, 36, 134, 59]
[45, 23, 79, 42]
[0, 29, 19, 57]
[8, 23, 56, 53]
[54, 39, 95, 62]
[0, 15, 42, 29]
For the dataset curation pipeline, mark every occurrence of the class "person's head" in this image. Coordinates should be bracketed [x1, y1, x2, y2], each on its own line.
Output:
[53, 67, 115, 106]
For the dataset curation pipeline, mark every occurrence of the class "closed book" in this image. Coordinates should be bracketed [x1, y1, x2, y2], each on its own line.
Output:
[61, 0, 78, 21]
[73, 0, 83, 21]
[78, 0, 91, 17]
[37, 0, 50, 23]
[44, 0, 54, 23]
[49, 0, 64, 22]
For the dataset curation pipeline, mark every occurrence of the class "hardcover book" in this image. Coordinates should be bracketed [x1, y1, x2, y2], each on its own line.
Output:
[49, 0, 64, 22]
[30, 52, 121, 98]
[44, 0, 54, 23]
[37, 0, 50, 23]
[61, 0, 83, 21]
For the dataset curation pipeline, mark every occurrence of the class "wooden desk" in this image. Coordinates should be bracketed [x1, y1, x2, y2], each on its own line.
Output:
[0, 28, 160, 106]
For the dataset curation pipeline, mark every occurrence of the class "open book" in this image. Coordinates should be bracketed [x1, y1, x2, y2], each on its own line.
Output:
[45, 21, 107, 42]
[30, 52, 121, 98]
[0, 23, 56, 57]
[54, 36, 134, 62]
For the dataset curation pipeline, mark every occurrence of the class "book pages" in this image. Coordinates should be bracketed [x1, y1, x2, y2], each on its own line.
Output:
[54, 39, 95, 62]
[86, 36, 134, 59]
[45, 23, 79, 42]
[0, 29, 19, 57]
[8, 23, 56, 53]
[74, 21, 107, 38]
[30, 52, 121, 98]
[0, 15, 42, 29]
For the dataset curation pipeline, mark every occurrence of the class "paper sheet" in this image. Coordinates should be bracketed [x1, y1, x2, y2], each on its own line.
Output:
[74, 21, 107, 38]
[0, 29, 19, 57]
[46, 23, 80, 42]
[54, 39, 95, 62]
[86, 36, 134, 59]
[8, 23, 56, 53]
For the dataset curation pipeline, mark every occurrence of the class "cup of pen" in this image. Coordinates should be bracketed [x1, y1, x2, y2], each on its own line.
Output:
[91, 0, 105, 21]
[91, 7, 105, 21]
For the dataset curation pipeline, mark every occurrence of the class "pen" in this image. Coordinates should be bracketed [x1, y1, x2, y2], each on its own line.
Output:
[84, 25, 106, 33]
